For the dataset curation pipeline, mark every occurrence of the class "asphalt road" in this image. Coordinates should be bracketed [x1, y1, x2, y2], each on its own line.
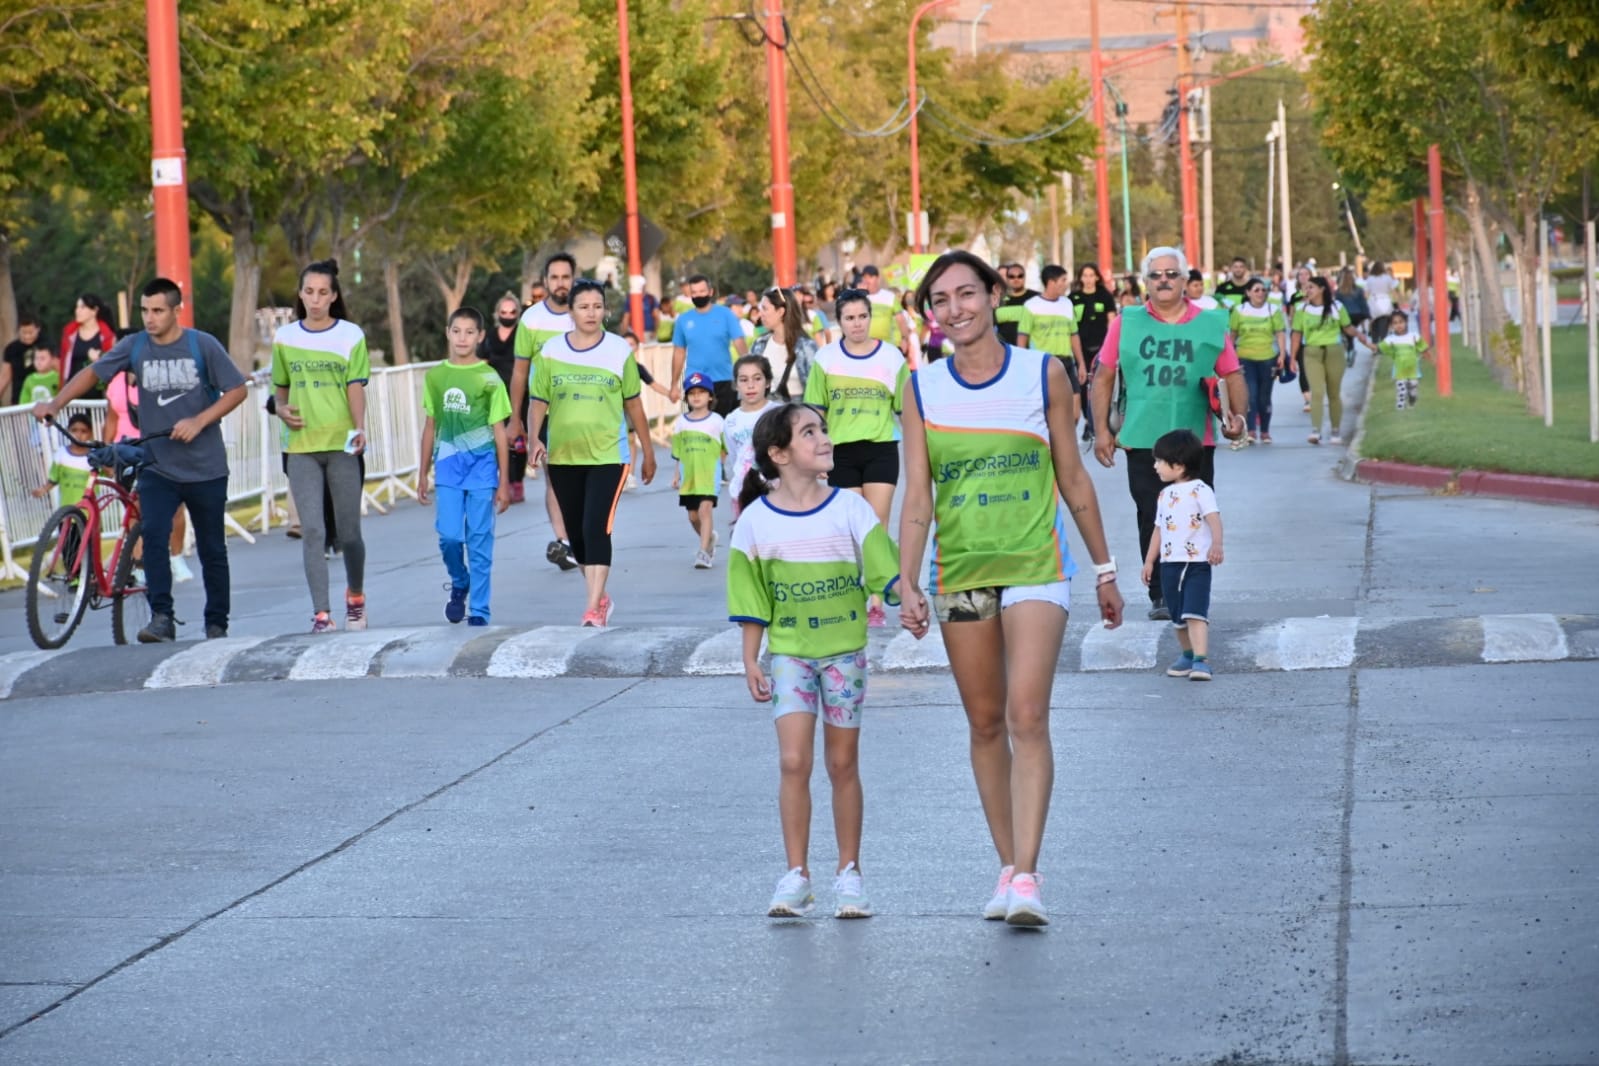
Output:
[3, 362, 1596, 1064]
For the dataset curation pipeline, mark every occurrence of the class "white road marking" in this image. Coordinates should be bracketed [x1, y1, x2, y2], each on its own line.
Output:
[1481, 613, 1568, 663]
[0, 650, 58, 700]
[1079, 619, 1164, 671]
[288, 629, 425, 682]
[1253, 616, 1359, 671]
[145, 636, 271, 689]
[685, 626, 756, 676]
[486, 626, 605, 679]
[879, 627, 949, 671]
[379, 626, 498, 678]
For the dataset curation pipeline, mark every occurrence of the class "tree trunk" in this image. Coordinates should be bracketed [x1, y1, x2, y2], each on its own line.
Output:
[424, 253, 475, 317]
[1463, 181, 1510, 385]
[520, 248, 539, 305]
[0, 233, 17, 351]
[384, 257, 409, 365]
[1512, 209, 1544, 417]
[228, 218, 263, 373]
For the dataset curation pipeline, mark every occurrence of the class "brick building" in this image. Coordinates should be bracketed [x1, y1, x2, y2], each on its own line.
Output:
[929, 0, 1312, 128]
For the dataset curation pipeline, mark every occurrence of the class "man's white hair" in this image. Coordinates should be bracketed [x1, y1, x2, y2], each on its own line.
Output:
[1140, 246, 1190, 278]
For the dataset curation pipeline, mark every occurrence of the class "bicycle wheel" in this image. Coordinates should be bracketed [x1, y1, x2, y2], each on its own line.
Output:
[111, 521, 149, 646]
[26, 506, 93, 649]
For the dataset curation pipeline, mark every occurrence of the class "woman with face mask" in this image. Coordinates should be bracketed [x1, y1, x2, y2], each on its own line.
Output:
[482, 292, 529, 501]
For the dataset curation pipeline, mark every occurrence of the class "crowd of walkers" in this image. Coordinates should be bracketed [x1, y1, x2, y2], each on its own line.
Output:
[20, 245, 1420, 925]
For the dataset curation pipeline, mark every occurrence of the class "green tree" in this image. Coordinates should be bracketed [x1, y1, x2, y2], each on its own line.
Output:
[1305, 0, 1598, 415]
[1500, 0, 1599, 114]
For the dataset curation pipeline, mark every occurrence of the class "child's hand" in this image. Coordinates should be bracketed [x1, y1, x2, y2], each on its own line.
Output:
[1207, 543, 1224, 565]
[528, 440, 547, 467]
[899, 584, 931, 639]
[494, 483, 510, 514]
[670, 473, 680, 490]
[31, 485, 48, 499]
[1140, 561, 1152, 586]
[416, 475, 430, 506]
[744, 662, 772, 703]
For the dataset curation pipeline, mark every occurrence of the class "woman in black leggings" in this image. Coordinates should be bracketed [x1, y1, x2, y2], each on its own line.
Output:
[528, 279, 657, 627]
[1070, 264, 1117, 443]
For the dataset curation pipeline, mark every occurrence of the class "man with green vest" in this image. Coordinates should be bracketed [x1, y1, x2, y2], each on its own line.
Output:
[858, 265, 908, 353]
[1090, 246, 1247, 621]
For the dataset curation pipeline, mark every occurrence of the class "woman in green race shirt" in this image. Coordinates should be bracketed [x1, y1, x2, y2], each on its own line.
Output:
[1229, 278, 1287, 446]
[528, 279, 657, 628]
[897, 251, 1124, 927]
[272, 260, 371, 633]
[804, 289, 908, 628]
[1289, 275, 1372, 446]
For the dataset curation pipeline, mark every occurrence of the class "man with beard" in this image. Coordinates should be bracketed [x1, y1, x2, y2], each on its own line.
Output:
[509, 252, 580, 570]
[1214, 257, 1253, 310]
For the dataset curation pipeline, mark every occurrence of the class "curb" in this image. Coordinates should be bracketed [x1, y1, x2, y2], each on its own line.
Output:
[1351, 460, 1599, 508]
[3, 613, 1596, 701]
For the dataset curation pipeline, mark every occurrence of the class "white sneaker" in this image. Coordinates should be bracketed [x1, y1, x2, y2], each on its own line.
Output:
[833, 862, 872, 919]
[767, 867, 815, 918]
[982, 865, 1015, 920]
[694, 549, 713, 570]
[171, 555, 194, 584]
[1005, 871, 1049, 927]
[709, 530, 720, 562]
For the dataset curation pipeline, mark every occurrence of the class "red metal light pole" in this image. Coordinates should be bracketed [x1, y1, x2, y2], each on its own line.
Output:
[1090, 0, 1113, 277]
[765, 1, 797, 286]
[617, 0, 645, 340]
[908, 0, 956, 255]
[146, 0, 194, 327]
[1427, 143, 1452, 396]
[1413, 197, 1430, 349]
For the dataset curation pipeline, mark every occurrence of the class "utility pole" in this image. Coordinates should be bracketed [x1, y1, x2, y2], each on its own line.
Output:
[1200, 86, 1214, 277]
[1265, 124, 1276, 273]
[1090, 0, 1113, 276]
[617, 0, 646, 339]
[1118, 98, 1134, 273]
[1413, 198, 1430, 349]
[764, 0, 797, 285]
[1063, 173, 1075, 270]
[1426, 144, 1452, 396]
[1047, 183, 1062, 266]
[146, 0, 195, 326]
[908, 0, 956, 254]
[1276, 98, 1292, 276]
[1175, 1, 1197, 267]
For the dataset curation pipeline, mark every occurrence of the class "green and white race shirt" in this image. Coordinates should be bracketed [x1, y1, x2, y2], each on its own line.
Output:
[1379, 331, 1428, 380]
[912, 346, 1077, 593]
[866, 290, 902, 346]
[423, 360, 512, 490]
[1229, 303, 1285, 362]
[1021, 295, 1080, 360]
[48, 446, 93, 507]
[270, 319, 371, 454]
[727, 488, 900, 659]
[803, 340, 908, 445]
[671, 411, 725, 496]
[532, 332, 640, 466]
[513, 301, 574, 399]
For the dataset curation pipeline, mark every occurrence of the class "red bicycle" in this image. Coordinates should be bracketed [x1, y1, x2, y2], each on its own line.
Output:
[25, 418, 170, 649]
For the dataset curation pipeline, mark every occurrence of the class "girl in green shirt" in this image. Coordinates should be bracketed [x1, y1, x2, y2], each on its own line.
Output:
[1228, 278, 1287, 446]
[1289, 275, 1373, 446]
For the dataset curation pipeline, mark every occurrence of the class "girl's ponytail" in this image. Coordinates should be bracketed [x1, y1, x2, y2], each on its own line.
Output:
[737, 466, 772, 512]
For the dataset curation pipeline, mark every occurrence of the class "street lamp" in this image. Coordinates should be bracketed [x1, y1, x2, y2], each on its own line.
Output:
[969, 3, 991, 56]
[908, 0, 957, 254]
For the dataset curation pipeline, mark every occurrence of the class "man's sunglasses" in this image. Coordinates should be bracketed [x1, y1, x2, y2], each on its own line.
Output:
[1146, 269, 1185, 281]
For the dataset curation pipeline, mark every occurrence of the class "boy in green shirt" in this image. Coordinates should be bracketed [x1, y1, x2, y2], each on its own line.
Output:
[20, 347, 60, 405]
[32, 412, 95, 507]
[417, 307, 512, 626]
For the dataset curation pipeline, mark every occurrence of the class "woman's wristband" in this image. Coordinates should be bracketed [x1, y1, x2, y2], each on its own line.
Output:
[1096, 572, 1118, 587]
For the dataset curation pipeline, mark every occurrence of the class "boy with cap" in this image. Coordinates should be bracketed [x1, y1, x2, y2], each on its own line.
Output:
[670, 372, 726, 569]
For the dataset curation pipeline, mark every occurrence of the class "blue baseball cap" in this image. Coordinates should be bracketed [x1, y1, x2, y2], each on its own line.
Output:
[683, 372, 714, 394]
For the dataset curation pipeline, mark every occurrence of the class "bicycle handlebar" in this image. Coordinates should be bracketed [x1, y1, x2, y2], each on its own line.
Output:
[39, 414, 172, 451]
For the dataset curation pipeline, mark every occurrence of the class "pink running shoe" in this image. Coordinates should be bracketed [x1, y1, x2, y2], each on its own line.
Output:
[1005, 872, 1048, 927]
[982, 865, 1015, 920]
[867, 603, 888, 628]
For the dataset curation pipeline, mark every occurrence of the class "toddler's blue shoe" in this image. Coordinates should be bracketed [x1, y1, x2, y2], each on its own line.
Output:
[1188, 661, 1213, 681]
[1166, 654, 1194, 678]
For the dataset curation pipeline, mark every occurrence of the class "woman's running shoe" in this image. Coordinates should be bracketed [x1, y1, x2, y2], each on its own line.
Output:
[1005, 872, 1049, 926]
[982, 865, 1015, 920]
[311, 612, 336, 635]
[345, 591, 367, 631]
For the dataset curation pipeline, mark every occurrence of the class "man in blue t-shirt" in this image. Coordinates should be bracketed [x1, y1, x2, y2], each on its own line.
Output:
[669, 273, 747, 415]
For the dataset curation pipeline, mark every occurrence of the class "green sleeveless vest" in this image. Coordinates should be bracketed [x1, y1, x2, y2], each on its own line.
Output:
[1116, 305, 1226, 448]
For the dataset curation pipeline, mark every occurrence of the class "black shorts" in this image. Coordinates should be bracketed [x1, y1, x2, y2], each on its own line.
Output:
[828, 439, 899, 488]
[680, 494, 718, 511]
[1054, 354, 1081, 394]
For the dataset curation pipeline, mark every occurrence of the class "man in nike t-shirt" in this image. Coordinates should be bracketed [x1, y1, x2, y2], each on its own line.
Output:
[34, 277, 247, 642]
